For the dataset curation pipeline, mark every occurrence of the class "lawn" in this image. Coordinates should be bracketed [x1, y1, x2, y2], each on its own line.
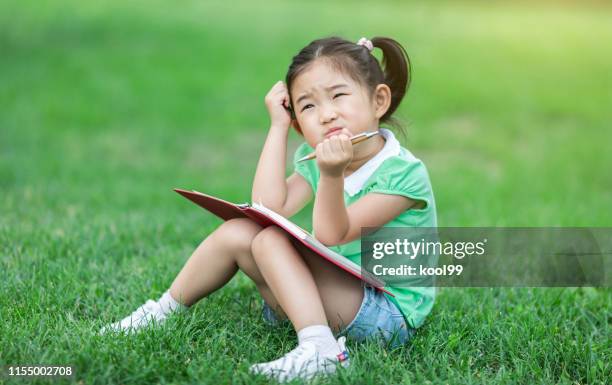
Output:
[1, 0, 610, 384]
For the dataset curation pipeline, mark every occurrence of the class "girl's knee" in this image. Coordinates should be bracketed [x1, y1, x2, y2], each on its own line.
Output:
[250, 226, 287, 256]
[213, 218, 262, 249]
[219, 218, 261, 235]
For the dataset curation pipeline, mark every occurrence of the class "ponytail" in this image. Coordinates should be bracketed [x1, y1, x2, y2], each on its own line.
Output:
[371, 37, 411, 122]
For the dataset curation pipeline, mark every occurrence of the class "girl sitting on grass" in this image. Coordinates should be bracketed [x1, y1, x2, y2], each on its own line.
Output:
[101, 35, 437, 382]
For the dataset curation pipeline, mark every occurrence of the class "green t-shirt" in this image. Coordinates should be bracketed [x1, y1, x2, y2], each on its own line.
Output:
[292, 129, 437, 328]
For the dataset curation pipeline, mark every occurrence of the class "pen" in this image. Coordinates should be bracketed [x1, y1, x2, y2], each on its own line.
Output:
[296, 131, 381, 162]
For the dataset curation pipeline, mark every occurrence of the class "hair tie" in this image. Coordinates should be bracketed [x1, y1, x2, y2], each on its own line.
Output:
[356, 37, 373, 52]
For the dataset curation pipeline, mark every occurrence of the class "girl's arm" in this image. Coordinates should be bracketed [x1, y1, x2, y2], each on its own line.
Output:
[251, 128, 312, 218]
[252, 81, 312, 218]
[313, 134, 419, 245]
[315, 179, 417, 245]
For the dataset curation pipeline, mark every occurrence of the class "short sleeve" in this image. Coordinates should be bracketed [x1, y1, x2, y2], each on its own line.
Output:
[293, 142, 319, 192]
[369, 156, 433, 210]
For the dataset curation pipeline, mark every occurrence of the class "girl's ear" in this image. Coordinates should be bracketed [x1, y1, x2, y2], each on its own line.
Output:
[373, 84, 392, 119]
[291, 119, 303, 135]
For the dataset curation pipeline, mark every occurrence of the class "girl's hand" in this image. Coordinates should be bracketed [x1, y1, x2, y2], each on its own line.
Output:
[316, 129, 354, 177]
[264, 81, 292, 130]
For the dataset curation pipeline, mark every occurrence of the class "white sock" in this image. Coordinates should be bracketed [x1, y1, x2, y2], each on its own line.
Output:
[157, 290, 188, 314]
[297, 325, 340, 356]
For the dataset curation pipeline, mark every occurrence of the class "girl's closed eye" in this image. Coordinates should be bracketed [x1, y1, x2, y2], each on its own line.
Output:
[302, 93, 348, 111]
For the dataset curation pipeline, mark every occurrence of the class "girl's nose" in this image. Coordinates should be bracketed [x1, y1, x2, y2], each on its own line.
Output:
[319, 103, 338, 124]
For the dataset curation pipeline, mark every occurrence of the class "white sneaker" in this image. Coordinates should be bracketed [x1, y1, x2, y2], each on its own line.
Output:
[249, 336, 350, 382]
[99, 299, 170, 334]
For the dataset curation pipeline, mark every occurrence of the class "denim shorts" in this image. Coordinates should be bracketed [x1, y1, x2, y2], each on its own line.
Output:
[262, 285, 416, 350]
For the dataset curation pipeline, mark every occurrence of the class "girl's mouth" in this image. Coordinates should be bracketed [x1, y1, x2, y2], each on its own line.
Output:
[324, 127, 343, 138]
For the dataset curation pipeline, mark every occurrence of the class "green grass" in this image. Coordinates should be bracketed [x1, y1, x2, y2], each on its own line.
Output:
[1, 0, 610, 384]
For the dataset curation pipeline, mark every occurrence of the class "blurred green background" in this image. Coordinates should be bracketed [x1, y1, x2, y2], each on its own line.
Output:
[1, 0, 610, 384]
[2, 0, 611, 227]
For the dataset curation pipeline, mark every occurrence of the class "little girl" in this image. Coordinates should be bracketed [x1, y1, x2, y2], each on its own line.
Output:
[101, 36, 437, 382]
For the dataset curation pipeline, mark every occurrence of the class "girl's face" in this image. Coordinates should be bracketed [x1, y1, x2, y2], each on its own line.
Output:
[290, 59, 388, 148]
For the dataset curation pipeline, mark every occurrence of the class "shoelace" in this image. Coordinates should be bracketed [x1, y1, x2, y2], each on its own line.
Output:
[282, 342, 343, 380]
[132, 300, 159, 320]
[283, 344, 311, 363]
[265, 345, 310, 378]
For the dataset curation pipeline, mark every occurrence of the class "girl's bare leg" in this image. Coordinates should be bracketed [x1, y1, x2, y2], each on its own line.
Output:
[168, 218, 284, 314]
[250, 226, 363, 333]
